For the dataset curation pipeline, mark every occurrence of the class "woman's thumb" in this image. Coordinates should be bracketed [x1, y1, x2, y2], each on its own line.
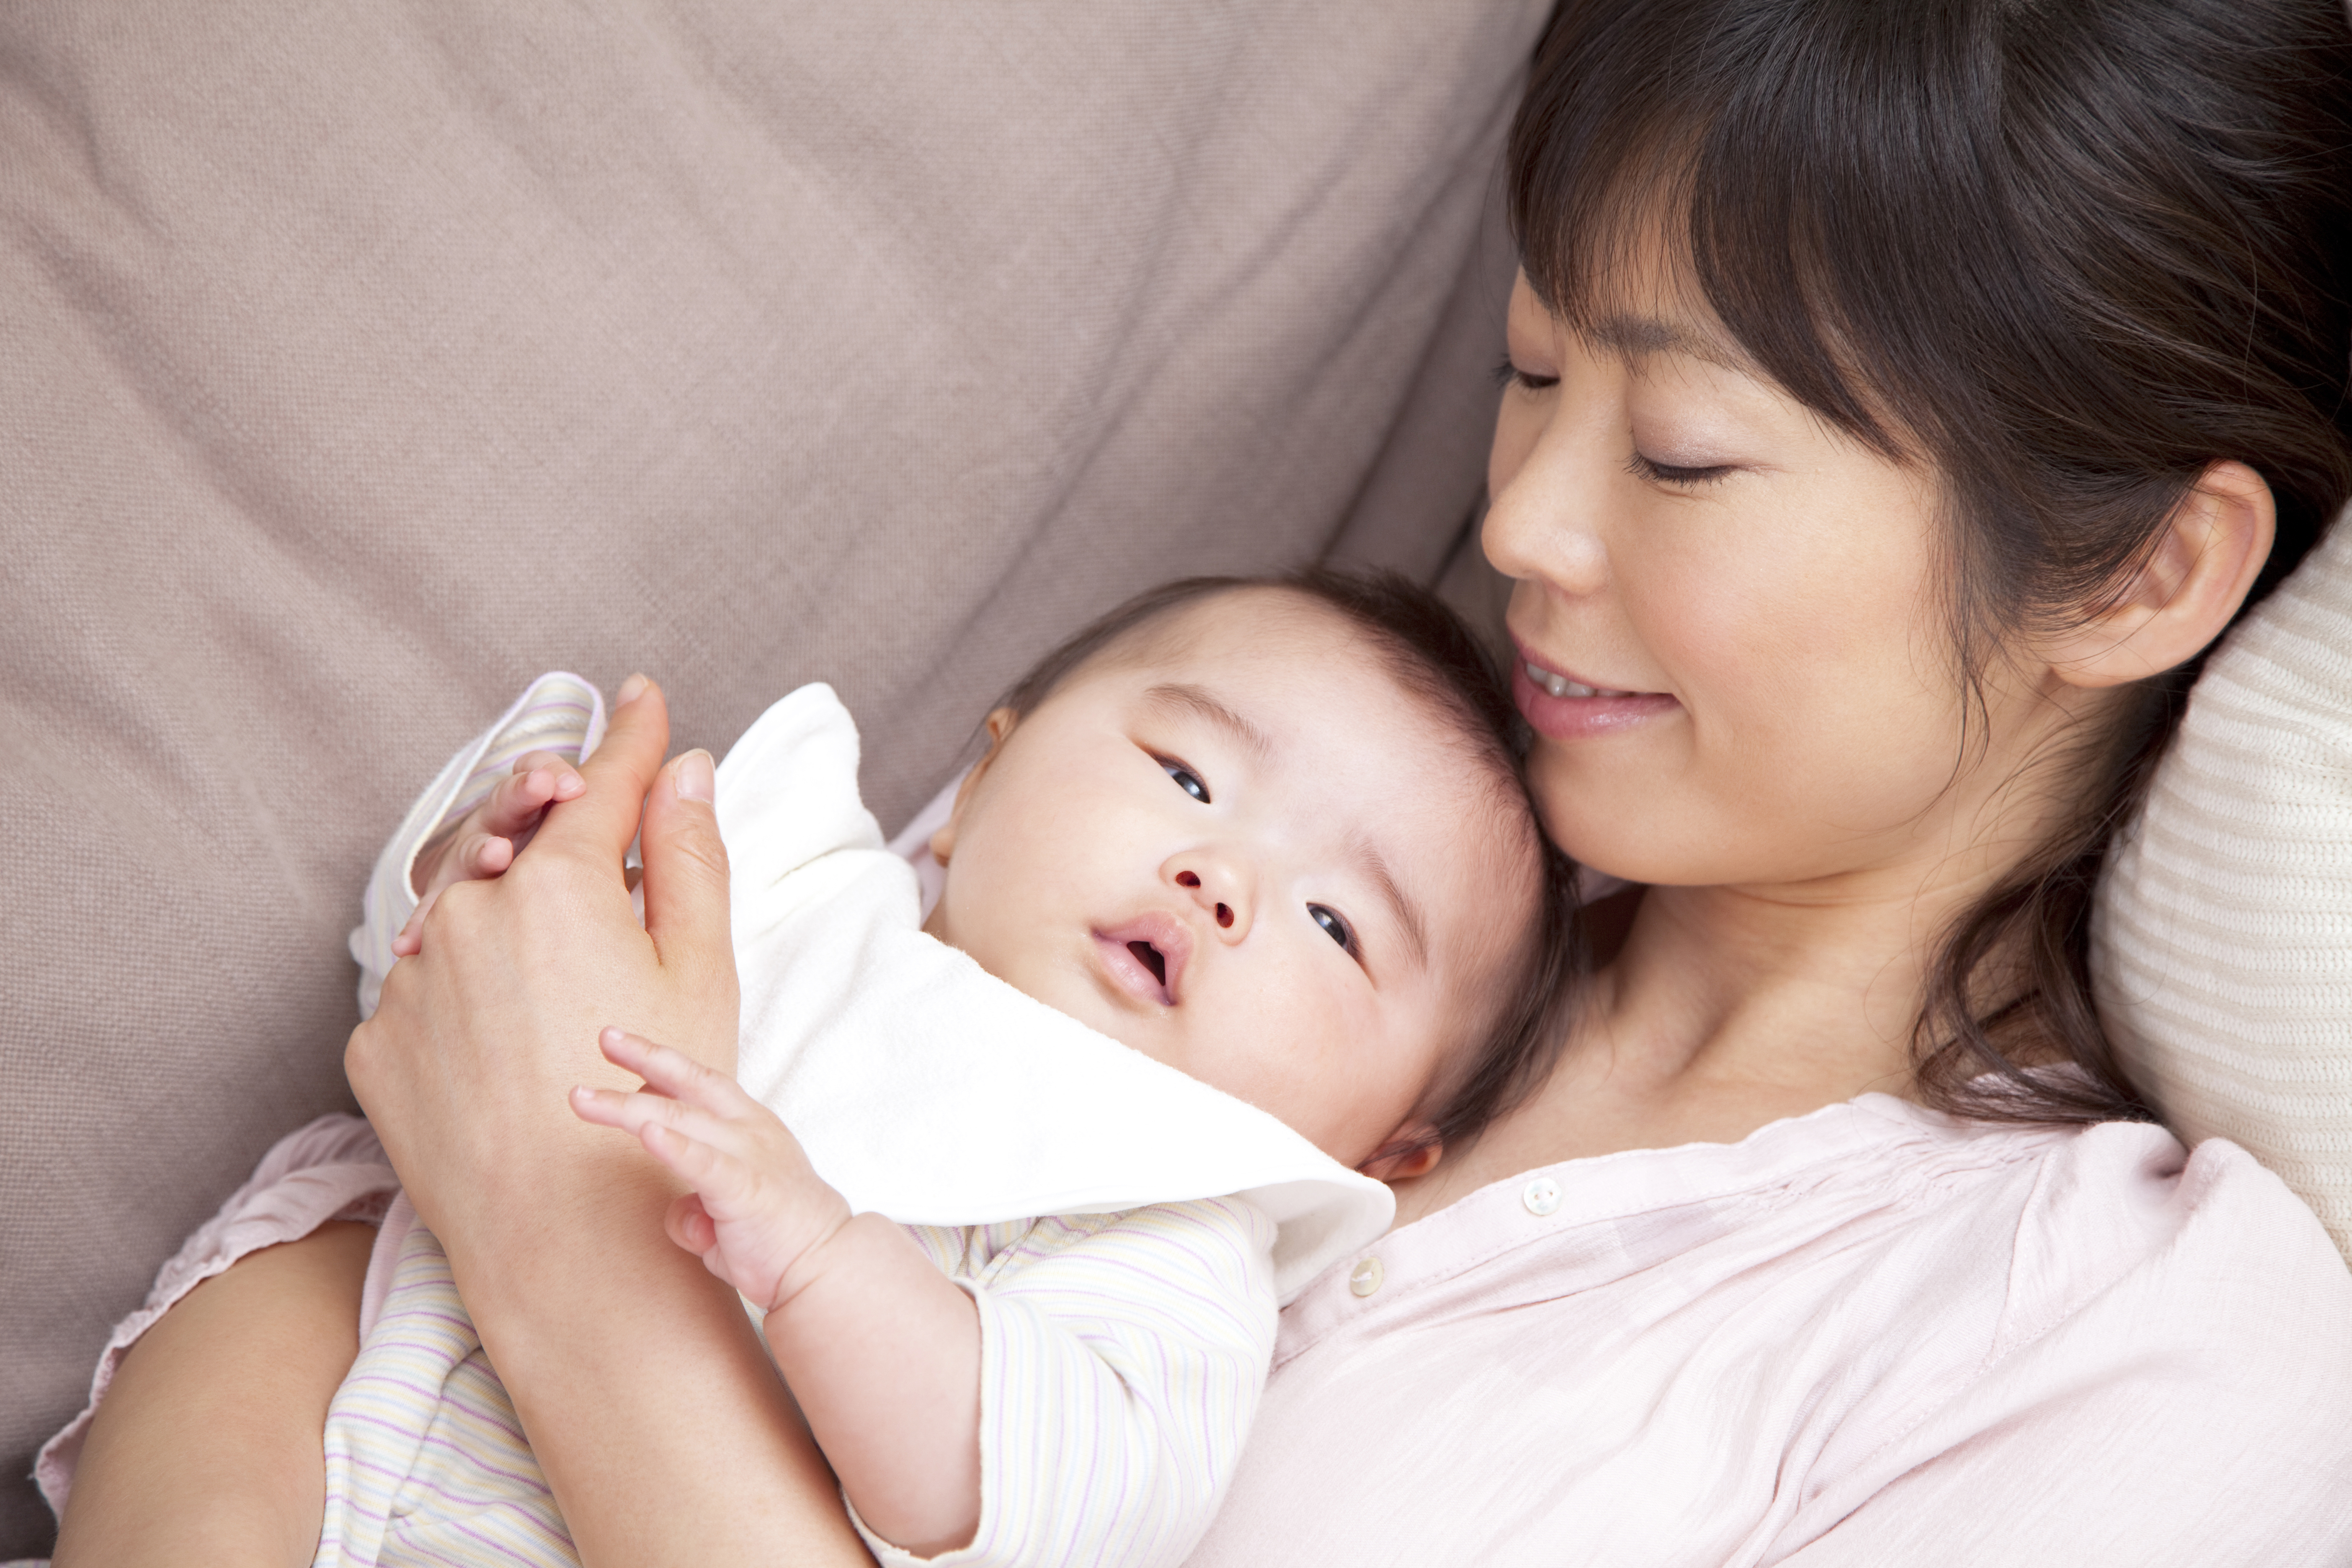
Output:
[639, 748, 734, 989]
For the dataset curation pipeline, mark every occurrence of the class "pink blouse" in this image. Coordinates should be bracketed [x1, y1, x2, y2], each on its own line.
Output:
[1181, 1094, 2352, 1565]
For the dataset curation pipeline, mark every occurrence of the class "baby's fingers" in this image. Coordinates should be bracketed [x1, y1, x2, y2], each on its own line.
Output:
[391, 833, 516, 955]
[477, 751, 586, 840]
[596, 1027, 757, 1121]
[569, 1083, 742, 1184]
[667, 1191, 719, 1254]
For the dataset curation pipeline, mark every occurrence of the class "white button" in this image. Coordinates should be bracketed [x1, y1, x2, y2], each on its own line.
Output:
[1522, 1177, 1562, 1217]
[1348, 1256, 1385, 1297]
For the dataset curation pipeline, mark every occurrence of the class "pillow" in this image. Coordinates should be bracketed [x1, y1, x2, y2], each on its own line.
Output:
[0, 2, 1546, 1549]
[2095, 504, 2352, 1263]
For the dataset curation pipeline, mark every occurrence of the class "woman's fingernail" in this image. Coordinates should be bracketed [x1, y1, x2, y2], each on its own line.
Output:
[675, 749, 715, 803]
[616, 673, 650, 707]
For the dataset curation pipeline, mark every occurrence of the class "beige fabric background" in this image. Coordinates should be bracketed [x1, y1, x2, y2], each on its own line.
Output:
[0, 3, 1544, 1549]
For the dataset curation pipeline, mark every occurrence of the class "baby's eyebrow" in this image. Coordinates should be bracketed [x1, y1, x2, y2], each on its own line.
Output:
[1349, 831, 1429, 973]
[1143, 683, 1275, 764]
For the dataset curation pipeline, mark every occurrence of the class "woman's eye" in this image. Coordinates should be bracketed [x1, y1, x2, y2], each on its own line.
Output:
[1492, 356, 1560, 393]
[1160, 758, 1210, 803]
[1308, 903, 1355, 954]
[1627, 451, 1733, 487]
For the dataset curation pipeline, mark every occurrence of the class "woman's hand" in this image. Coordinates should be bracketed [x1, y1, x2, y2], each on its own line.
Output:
[348, 675, 738, 1240]
[345, 676, 869, 1566]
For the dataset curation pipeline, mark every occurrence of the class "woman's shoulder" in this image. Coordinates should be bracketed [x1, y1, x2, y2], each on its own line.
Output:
[1835, 1096, 2350, 1337]
[1812, 1119, 2352, 1558]
[1988, 1120, 2352, 1355]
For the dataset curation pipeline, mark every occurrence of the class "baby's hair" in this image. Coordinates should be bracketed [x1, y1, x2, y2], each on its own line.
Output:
[995, 567, 1582, 1159]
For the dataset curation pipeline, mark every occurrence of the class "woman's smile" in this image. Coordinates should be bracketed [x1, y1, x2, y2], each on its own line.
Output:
[1509, 638, 1679, 741]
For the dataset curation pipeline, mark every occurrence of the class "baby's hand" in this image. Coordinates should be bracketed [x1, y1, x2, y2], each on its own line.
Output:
[391, 749, 586, 957]
[569, 1028, 854, 1315]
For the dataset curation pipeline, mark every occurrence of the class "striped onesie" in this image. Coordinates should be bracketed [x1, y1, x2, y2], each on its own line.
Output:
[307, 675, 1389, 1568]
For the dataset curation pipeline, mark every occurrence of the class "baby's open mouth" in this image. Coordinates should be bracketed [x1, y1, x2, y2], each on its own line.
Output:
[1093, 913, 1192, 1007]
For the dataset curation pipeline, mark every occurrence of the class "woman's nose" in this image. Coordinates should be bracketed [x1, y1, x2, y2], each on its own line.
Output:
[1482, 402, 1611, 600]
[1169, 855, 1254, 943]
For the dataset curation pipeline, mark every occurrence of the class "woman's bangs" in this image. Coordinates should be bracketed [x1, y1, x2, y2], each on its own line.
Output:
[1509, 2, 1969, 463]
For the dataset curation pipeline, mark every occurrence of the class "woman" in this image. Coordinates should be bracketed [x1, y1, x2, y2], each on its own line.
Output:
[54, 0, 2352, 1561]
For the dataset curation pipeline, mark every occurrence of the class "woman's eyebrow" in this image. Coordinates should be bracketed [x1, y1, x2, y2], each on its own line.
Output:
[1143, 683, 1275, 763]
[1348, 830, 1430, 972]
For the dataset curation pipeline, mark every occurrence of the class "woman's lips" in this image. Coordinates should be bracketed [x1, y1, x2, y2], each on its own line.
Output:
[1511, 644, 1679, 740]
[1092, 912, 1193, 1007]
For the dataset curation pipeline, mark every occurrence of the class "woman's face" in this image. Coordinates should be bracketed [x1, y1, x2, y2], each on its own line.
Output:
[1486, 268, 2042, 891]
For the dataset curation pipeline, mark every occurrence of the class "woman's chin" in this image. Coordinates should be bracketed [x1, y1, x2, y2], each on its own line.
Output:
[1524, 749, 1705, 889]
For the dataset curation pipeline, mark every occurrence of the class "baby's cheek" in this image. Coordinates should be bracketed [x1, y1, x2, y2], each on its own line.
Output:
[1287, 990, 1415, 1148]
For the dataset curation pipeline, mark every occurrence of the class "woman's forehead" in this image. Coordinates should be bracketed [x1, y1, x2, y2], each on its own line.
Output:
[1510, 265, 1754, 378]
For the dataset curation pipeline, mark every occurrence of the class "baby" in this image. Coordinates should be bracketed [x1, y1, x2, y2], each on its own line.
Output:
[59, 570, 1572, 1568]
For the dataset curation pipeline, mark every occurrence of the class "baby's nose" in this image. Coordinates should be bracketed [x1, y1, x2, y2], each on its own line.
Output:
[1171, 859, 1253, 941]
[1175, 870, 1232, 928]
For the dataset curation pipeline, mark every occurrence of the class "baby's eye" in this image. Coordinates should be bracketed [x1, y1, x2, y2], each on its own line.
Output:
[1308, 903, 1355, 954]
[1160, 757, 1210, 804]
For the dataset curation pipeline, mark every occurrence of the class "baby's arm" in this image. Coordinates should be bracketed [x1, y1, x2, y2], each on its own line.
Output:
[390, 749, 587, 957]
[570, 1028, 985, 1557]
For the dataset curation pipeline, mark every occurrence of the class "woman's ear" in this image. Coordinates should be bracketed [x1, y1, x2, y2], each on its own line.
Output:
[927, 707, 1019, 867]
[1357, 1123, 1443, 1183]
[2044, 459, 2275, 690]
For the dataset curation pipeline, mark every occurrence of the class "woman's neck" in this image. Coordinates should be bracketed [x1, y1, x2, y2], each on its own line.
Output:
[1390, 854, 2014, 1225]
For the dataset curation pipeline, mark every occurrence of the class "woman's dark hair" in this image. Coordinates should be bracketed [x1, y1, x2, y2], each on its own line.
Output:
[1509, 0, 2352, 1122]
[996, 567, 1582, 1155]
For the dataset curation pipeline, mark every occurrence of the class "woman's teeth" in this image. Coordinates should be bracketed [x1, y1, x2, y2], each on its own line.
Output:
[1526, 660, 1630, 699]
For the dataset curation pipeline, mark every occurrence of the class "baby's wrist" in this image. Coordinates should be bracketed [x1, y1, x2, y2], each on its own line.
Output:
[760, 1208, 891, 1321]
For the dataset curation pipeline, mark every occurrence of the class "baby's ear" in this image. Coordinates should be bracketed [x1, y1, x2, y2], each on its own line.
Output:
[929, 707, 1020, 866]
[1357, 1123, 1443, 1182]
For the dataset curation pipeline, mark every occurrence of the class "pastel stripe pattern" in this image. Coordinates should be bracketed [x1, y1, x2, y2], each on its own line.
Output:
[309, 1202, 1274, 1568]
[867, 1202, 1278, 1568]
[315, 1221, 575, 1568]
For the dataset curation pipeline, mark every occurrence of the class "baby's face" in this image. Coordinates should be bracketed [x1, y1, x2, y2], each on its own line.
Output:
[925, 588, 1538, 1171]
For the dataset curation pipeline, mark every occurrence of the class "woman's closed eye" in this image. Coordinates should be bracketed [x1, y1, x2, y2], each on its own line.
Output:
[1308, 903, 1359, 959]
[1158, 755, 1210, 804]
[1493, 356, 1560, 394]
[1627, 450, 1734, 487]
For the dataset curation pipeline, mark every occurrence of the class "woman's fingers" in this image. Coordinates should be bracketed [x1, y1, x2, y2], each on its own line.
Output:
[639, 747, 733, 995]
[526, 674, 670, 880]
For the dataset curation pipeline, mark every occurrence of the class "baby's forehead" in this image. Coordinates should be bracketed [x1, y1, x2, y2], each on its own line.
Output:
[1085, 593, 1473, 769]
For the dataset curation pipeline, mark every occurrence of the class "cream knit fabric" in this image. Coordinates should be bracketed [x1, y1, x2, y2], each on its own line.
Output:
[2095, 507, 2352, 1260]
